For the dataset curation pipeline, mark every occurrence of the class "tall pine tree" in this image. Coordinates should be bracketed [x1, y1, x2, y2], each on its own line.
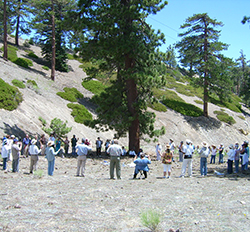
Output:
[76, 0, 168, 152]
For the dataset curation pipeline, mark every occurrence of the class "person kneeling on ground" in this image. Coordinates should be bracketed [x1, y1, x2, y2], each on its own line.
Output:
[133, 153, 151, 179]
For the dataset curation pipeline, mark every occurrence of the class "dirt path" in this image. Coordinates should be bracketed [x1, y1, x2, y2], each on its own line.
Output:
[0, 153, 250, 232]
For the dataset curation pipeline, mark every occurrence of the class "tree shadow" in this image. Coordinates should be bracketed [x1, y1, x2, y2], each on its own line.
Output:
[184, 115, 222, 131]
[0, 122, 31, 140]
[78, 97, 98, 114]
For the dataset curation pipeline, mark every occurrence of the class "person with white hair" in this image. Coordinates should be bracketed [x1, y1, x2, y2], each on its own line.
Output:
[29, 139, 41, 173]
[180, 139, 194, 178]
[227, 144, 235, 174]
[107, 140, 123, 179]
[75, 138, 92, 177]
[199, 141, 210, 176]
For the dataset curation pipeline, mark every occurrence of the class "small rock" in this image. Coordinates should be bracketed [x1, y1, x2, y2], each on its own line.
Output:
[14, 204, 21, 209]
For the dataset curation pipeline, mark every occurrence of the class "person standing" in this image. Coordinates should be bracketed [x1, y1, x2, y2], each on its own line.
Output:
[12, 138, 22, 172]
[75, 138, 92, 177]
[155, 142, 162, 161]
[64, 136, 69, 156]
[161, 144, 173, 178]
[234, 142, 240, 173]
[169, 139, 176, 162]
[199, 142, 210, 176]
[210, 145, 217, 164]
[29, 139, 41, 173]
[178, 141, 184, 162]
[22, 134, 31, 157]
[71, 135, 78, 156]
[39, 134, 47, 156]
[180, 139, 194, 178]
[107, 140, 123, 179]
[45, 141, 61, 176]
[1, 139, 8, 171]
[96, 137, 103, 156]
[218, 143, 224, 164]
[227, 144, 235, 174]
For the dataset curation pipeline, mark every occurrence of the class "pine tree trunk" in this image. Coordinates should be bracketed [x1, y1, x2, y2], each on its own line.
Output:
[15, 0, 21, 46]
[125, 55, 140, 153]
[3, 0, 8, 61]
[51, 0, 56, 81]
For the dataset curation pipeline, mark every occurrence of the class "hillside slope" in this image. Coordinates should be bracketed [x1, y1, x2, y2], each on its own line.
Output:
[0, 37, 250, 152]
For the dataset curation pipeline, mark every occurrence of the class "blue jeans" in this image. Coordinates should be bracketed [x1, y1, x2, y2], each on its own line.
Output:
[48, 159, 55, 176]
[12, 158, 19, 172]
[2, 158, 7, 170]
[72, 146, 76, 156]
[210, 155, 215, 164]
[219, 153, 223, 163]
[235, 160, 239, 173]
[200, 157, 207, 176]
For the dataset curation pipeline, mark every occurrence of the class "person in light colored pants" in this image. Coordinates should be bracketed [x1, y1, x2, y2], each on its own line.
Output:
[181, 158, 192, 177]
[76, 155, 87, 176]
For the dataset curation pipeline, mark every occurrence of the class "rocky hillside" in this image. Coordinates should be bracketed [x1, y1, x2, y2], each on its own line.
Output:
[0, 37, 250, 152]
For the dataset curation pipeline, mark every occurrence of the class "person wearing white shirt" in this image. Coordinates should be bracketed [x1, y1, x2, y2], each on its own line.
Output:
[1, 139, 8, 170]
[155, 143, 162, 161]
[76, 138, 92, 177]
[180, 139, 194, 178]
[227, 144, 235, 174]
[29, 139, 41, 173]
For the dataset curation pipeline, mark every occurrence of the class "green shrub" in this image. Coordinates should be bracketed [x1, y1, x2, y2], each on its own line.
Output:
[67, 53, 75, 60]
[238, 115, 245, 120]
[149, 101, 167, 112]
[82, 80, 107, 95]
[153, 88, 185, 102]
[140, 209, 161, 232]
[27, 80, 38, 87]
[67, 103, 92, 125]
[12, 79, 26, 89]
[214, 110, 236, 125]
[27, 52, 38, 59]
[1, 44, 18, 62]
[13, 57, 33, 68]
[42, 66, 49, 70]
[162, 99, 203, 117]
[57, 87, 83, 102]
[0, 78, 23, 111]
[194, 99, 203, 104]
[38, 116, 46, 126]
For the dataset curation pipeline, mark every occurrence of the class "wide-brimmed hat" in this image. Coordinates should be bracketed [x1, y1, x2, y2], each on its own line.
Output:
[202, 141, 208, 147]
[31, 139, 37, 145]
[166, 144, 170, 148]
[170, 138, 174, 142]
[47, 140, 54, 147]
[229, 144, 234, 149]
[10, 135, 15, 138]
[186, 139, 191, 144]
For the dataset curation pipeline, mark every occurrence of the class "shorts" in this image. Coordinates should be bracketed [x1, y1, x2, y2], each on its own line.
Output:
[163, 163, 171, 172]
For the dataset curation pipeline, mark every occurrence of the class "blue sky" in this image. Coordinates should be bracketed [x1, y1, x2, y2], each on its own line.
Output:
[146, 0, 250, 61]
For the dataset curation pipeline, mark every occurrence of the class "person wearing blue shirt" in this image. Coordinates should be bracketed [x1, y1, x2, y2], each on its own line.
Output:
[133, 153, 151, 179]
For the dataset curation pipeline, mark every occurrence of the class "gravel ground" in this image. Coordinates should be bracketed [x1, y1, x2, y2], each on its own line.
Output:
[0, 151, 250, 232]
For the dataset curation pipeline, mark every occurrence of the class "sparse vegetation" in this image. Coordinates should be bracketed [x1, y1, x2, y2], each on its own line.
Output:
[67, 103, 93, 125]
[38, 117, 47, 126]
[0, 78, 23, 111]
[28, 52, 38, 59]
[238, 115, 245, 120]
[57, 87, 83, 102]
[33, 169, 43, 178]
[14, 57, 33, 68]
[12, 79, 26, 89]
[27, 80, 38, 87]
[194, 99, 203, 104]
[140, 209, 162, 232]
[42, 66, 50, 70]
[149, 101, 167, 112]
[214, 110, 236, 125]
[82, 80, 107, 95]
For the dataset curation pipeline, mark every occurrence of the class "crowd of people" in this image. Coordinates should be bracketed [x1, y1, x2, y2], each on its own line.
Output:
[1, 133, 249, 180]
[156, 138, 249, 178]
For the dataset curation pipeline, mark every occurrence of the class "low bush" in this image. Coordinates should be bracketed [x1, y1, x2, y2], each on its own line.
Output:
[162, 99, 203, 117]
[148, 101, 167, 112]
[42, 66, 49, 70]
[27, 80, 38, 87]
[82, 80, 107, 95]
[38, 116, 46, 126]
[194, 99, 203, 104]
[67, 103, 92, 125]
[12, 79, 26, 89]
[140, 209, 162, 232]
[214, 110, 236, 125]
[13, 57, 33, 68]
[27, 52, 38, 59]
[0, 78, 23, 111]
[57, 87, 83, 102]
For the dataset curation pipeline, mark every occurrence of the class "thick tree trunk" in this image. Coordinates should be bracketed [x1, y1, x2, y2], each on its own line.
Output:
[203, 78, 208, 117]
[51, 0, 56, 81]
[125, 55, 140, 153]
[3, 0, 8, 61]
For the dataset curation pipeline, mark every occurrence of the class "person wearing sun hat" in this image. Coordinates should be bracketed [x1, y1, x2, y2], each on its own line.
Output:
[180, 139, 194, 178]
[29, 139, 41, 174]
[1, 139, 8, 171]
[161, 144, 173, 178]
[45, 140, 61, 176]
[199, 141, 210, 176]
